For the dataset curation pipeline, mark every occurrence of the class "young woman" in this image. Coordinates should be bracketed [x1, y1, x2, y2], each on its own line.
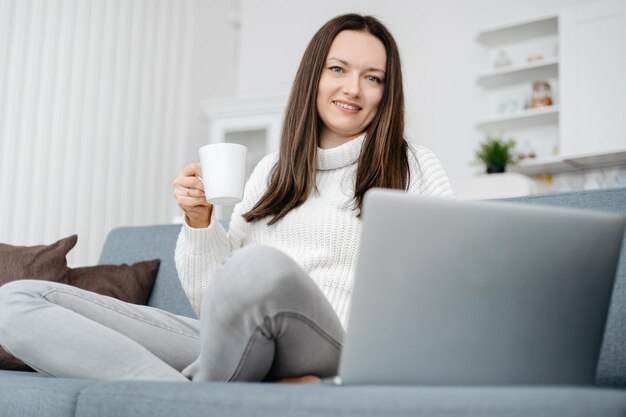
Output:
[0, 13, 453, 383]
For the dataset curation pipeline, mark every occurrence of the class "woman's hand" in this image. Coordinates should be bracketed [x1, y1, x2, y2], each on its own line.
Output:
[172, 163, 213, 228]
[277, 375, 321, 384]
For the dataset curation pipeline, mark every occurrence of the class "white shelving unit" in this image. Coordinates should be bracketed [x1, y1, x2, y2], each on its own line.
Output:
[476, 15, 561, 175]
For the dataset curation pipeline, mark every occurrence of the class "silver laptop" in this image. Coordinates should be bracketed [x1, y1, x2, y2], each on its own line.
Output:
[333, 188, 625, 385]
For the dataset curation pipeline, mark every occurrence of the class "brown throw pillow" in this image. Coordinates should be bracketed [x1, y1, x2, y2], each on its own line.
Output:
[0, 235, 77, 285]
[0, 236, 160, 372]
[67, 259, 160, 305]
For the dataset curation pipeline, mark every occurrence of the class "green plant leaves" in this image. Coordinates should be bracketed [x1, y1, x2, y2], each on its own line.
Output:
[475, 137, 517, 169]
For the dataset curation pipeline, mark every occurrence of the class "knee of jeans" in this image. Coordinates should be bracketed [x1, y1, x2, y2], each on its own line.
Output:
[0, 279, 50, 300]
[205, 244, 307, 312]
[0, 280, 47, 347]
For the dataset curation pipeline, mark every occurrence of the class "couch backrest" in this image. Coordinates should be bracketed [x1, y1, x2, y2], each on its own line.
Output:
[99, 188, 626, 387]
[504, 187, 626, 387]
[99, 221, 231, 319]
[99, 224, 196, 318]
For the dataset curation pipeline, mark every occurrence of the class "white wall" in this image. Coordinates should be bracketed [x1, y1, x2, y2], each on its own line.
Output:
[184, 0, 237, 163]
[0, 0, 200, 265]
[0, 0, 241, 265]
[229, 0, 600, 185]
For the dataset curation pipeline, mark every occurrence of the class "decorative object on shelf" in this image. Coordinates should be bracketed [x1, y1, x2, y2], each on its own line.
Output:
[494, 50, 511, 68]
[517, 140, 537, 161]
[498, 98, 522, 114]
[527, 53, 544, 63]
[475, 137, 517, 174]
[531, 80, 553, 108]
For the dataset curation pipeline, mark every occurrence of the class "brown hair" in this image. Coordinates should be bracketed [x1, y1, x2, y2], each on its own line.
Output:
[243, 13, 409, 225]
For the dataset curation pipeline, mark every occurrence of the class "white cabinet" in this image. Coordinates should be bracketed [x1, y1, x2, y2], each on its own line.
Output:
[476, 1, 626, 175]
[560, 0, 626, 157]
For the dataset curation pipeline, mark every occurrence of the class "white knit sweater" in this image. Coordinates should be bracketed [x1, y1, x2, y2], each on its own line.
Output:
[174, 134, 454, 328]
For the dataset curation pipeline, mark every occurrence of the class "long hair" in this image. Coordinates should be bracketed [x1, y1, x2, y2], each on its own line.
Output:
[243, 14, 409, 225]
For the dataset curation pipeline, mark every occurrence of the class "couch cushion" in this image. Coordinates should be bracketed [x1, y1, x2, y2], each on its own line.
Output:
[99, 225, 197, 318]
[75, 382, 626, 417]
[504, 187, 626, 387]
[98, 221, 230, 319]
[0, 370, 95, 417]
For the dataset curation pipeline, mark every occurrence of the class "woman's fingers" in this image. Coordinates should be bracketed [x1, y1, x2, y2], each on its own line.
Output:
[172, 168, 209, 209]
[172, 163, 212, 228]
[172, 163, 205, 200]
[175, 184, 205, 199]
[179, 198, 210, 211]
[174, 164, 204, 191]
[176, 190, 210, 208]
[179, 162, 202, 177]
[176, 175, 205, 191]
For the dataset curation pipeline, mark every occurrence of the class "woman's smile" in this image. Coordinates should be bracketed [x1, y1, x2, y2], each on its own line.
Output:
[333, 100, 362, 112]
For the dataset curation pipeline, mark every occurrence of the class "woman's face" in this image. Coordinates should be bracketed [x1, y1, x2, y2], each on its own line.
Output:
[316, 30, 387, 147]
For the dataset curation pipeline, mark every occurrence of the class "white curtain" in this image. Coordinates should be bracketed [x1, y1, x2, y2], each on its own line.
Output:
[0, 0, 194, 265]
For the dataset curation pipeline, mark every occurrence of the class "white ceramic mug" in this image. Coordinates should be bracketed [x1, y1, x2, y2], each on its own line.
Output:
[198, 143, 247, 205]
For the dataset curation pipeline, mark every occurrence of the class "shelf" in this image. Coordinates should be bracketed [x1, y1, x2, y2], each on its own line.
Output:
[477, 15, 558, 47]
[508, 149, 626, 176]
[477, 105, 559, 132]
[567, 150, 626, 170]
[508, 156, 574, 176]
[477, 57, 559, 88]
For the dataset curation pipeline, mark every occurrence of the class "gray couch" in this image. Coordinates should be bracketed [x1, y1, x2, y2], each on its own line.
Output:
[2, 187, 626, 417]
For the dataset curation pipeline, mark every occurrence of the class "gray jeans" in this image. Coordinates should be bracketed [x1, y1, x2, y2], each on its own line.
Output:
[0, 245, 345, 382]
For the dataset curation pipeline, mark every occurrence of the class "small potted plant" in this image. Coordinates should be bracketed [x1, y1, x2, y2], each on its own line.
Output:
[475, 137, 517, 174]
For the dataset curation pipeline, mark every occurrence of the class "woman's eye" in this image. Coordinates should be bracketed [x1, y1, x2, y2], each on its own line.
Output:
[367, 75, 382, 84]
[329, 66, 343, 73]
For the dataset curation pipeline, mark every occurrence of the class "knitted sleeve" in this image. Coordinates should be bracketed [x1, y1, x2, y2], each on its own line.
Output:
[174, 152, 278, 315]
[407, 143, 455, 197]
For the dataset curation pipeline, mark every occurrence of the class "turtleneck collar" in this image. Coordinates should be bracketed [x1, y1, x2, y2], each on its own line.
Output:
[316, 133, 366, 171]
